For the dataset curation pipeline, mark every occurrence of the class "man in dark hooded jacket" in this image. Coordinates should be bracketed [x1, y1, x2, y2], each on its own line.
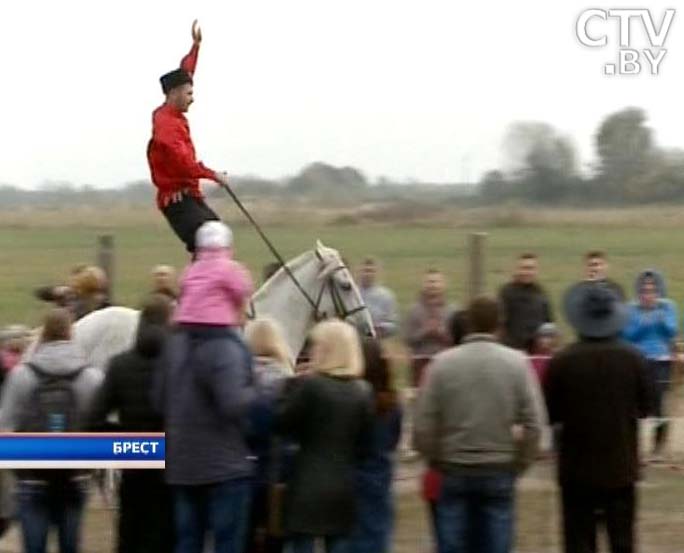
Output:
[499, 253, 553, 351]
[87, 294, 174, 553]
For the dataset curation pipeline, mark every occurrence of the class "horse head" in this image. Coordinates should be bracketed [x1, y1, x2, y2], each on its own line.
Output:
[313, 240, 376, 338]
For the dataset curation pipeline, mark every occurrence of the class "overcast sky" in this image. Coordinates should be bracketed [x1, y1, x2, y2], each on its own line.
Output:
[2, 0, 682, 188]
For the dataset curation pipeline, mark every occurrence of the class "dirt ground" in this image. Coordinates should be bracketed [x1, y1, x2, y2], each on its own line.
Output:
[1, 458, 683, 553]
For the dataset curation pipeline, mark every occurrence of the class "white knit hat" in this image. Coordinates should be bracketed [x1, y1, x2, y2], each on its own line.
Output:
[195, 221, 233, 249]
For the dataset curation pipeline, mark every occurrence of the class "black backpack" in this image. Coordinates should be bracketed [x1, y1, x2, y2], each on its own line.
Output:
[19, 363, 85, 433]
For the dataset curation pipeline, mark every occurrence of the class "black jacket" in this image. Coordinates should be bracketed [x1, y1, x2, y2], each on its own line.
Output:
[545, 338, 653, 488]
[278, 373, 374, 536]
[499, 281, 553, 350]
[87, 322, 166, 432]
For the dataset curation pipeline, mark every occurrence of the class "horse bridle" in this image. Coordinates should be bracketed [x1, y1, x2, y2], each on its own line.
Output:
[312, 264, 369, 322]
[217, 182, 368, 325]
[245, 260, 368, 324]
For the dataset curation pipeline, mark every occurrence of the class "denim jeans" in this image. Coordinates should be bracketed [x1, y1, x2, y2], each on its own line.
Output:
[349, 468, 394, 553]
[173, 478, 252, 553]
[284, 535, 351, 553]
[435, 472, 516, 553]
[16, 478, 89, 553]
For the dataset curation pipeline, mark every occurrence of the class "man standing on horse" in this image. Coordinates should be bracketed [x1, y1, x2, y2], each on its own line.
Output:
[147, 20, 231, 253]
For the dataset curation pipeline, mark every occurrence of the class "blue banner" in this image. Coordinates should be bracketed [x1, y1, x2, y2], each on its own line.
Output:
[0, 434, 165, 465]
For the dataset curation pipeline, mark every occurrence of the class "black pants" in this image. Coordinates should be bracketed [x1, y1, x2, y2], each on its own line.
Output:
[561, 484, 635, 553]
[118, 471, 174, 553]
[246, 482, 284, 553]
[647, 359, 671, 452]
[162, 194, 220, 253]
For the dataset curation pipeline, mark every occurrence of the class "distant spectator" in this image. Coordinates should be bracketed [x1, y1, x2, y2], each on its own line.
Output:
[278, 320, 373, 553]
[71, 265, 111, 320]
[244, 318, 293, 553]
[33, 264, 88, 311]
[350, 339, 402, 553]
[622, 269, 677, 458]
[584, 251, 625, 300]
[151, 265, 178, 304]
[358, 257, 399, 339]
[0, 308, 103, 553]
[0, 325, 29, 538]
[529, 322, 562, 388]
[404, 269, 456, 386]
[498, 253, 553, 351]
[87, 294, 174, 553]
[545, 282, 652, 553]
[33, 285, 75, 309]
[414, 296, 544, 553]
[0, 325, 32, 376]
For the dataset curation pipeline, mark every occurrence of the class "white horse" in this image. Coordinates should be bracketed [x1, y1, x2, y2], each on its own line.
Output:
[71, 240, 374, 368]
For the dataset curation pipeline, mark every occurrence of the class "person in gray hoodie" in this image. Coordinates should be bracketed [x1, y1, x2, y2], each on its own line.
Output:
[0, 308, 102, 553]
[414, 296, 544, 553]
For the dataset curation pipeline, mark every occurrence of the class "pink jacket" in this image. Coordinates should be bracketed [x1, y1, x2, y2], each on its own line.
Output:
[174, 249, 254, 326]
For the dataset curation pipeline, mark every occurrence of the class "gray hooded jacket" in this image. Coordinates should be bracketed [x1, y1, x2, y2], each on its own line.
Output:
[0, 341, 103, 431]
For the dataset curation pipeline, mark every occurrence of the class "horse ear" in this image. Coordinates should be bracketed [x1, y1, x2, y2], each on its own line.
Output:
[317, 258, 335, 280]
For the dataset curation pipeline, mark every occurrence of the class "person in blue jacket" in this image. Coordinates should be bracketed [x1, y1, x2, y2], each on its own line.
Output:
[622, 269, 678, 457]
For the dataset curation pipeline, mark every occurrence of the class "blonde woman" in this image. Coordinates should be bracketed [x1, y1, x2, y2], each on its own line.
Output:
[245, 318, 294, 553]
[246, 318, 294, 384]
[278, 320, 374, 553]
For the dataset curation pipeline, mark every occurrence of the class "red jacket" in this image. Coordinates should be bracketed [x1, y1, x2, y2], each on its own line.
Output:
[147, 43, 218, 209]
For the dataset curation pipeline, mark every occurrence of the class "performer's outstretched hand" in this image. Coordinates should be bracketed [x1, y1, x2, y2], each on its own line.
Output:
[192, 20, 202, 45]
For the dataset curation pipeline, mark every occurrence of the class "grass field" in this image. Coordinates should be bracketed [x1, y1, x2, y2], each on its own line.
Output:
[2, 203, 684, 331]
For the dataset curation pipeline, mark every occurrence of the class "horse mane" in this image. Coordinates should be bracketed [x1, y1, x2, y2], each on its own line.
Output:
[257, 250, 312, 297]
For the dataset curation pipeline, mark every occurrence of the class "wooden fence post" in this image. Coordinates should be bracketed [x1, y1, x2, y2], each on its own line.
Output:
[96, 235, 115, 302]
[467, 232, 488, 300]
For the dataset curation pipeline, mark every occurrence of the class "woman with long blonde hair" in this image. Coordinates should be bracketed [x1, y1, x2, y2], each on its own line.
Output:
[245, 319, 293, 379]
[245, 318, 294, 553]
[278, 320, 373, 553]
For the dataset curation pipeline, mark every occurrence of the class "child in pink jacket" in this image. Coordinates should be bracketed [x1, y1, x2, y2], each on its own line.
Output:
[174, 221, 254, 326]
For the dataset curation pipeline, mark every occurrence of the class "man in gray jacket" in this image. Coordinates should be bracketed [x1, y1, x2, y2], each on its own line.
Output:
[414, 296, 545, 553]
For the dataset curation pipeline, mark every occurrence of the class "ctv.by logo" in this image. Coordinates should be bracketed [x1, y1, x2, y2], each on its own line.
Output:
[576, 9, 675, 75]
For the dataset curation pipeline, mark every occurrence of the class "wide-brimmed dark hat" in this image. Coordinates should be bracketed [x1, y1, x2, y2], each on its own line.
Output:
[160, 68, 193, 94]
[563, 281, 628, 338]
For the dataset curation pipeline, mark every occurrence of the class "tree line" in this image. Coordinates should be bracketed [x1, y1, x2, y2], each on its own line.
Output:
[2, 107, 681, 208]
[481, 106, 684, 205]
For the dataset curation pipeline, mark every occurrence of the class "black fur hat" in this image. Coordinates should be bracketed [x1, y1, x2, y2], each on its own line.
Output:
[160, 68, 193, 94]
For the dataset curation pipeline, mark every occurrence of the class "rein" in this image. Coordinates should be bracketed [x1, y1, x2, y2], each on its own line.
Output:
[219, 183, 319, 313]
[219, 183, 367, 325]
